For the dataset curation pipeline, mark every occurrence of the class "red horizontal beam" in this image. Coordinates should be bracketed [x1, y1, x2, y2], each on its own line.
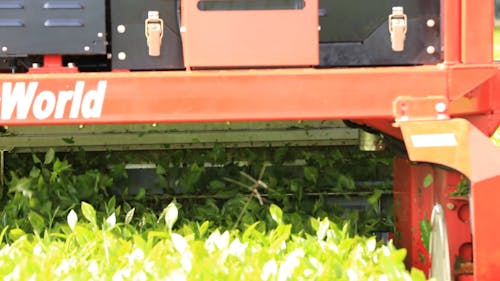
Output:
[0, 65, 495, 126]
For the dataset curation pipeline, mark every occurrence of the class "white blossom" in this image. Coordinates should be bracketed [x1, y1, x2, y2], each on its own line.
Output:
[261, 259, 278, 281]
[67, 210, 78, 231]
[112, 268, 131, 281]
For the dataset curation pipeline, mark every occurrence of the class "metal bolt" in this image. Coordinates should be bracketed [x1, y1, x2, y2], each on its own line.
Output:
[446, 203, 455, 210]
[32, 63, 40, 68]
[118, 52, 127, 61]
[426, 46, 436, 54]
[106, 53, 112, 59]
[117, 25, 126, 33]
[435, 102, 447, 113]
[84, 46, 90, 52]
[1, 46, 7, 52]
[67, 62, 75, 68]
[426, 19, 436, 28]
[97, 32, 104, 38]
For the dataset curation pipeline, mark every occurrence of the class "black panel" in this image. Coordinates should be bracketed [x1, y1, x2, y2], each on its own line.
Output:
[197, 0, 304, 10]
[319, 0, 441, 66]
[110, 0, 184, 70]
[0, 0, 106, 56]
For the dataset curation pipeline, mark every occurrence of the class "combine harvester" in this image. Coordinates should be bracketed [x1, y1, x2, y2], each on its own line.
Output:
[0, 0, 498, 280]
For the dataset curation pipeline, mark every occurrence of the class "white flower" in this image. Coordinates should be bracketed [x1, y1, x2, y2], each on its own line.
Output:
[88, 260, 99, 276]
[126, 248, 145, 264]
[144, 260, 155, 274]
[132, 271, 147, 281]
[4, 265, 20, 281]
[261, 259, 278, 281]
[347, 268, 359, 281]
[33, 244, 43, 256]
[67, 209, 78, 231]
[171, 233, 188, 254]
[112, 268, 131, 281]
[54, 258, 76, 277]
[278, 249, 304, 281]
[366, 237, 376, 252]
[205, 230, 220, 253]
[106, 213, 116, 228]
[228, 238, 248, 258]
[171, 233, 193, 272]
[378, 274, 389, 281]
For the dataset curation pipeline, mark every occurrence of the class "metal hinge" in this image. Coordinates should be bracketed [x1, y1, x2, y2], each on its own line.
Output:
[145, 11, 164, 57]
[388, 7, 407, 52]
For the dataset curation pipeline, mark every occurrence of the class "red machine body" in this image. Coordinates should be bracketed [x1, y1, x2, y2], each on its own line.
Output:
[0, 1, 499, 280]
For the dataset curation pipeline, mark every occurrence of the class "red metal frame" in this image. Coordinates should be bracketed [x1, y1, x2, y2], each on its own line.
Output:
[0, 1, 499, 280]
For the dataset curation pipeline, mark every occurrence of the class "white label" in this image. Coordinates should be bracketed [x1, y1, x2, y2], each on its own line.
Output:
[411, 133, 458, 148]
[0, 81, 106, 120]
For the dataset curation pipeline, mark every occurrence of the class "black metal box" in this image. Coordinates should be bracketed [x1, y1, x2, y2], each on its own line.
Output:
[319, 0, 441, 66]
[110, 0, 184, 70]
[0, 0, 106, 56]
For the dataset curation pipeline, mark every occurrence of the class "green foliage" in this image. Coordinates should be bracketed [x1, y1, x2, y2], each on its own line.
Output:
[419, 219, 431, 252]
[450, 178, 471, 197]
[0, 203, 427, 280]
[0, 146, 407, 278]
[1, 146, 394, 238]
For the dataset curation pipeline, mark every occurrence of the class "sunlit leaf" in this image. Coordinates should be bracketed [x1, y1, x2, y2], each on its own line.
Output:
[164, 202, 178, 230]
[125, 208, 135, 224]
[106, 213, 116, 228]
[81, 201, 97, 226]
[28, 211, 45, 234]
[67, 209, 78, 231]
[269, 204, 283, 225]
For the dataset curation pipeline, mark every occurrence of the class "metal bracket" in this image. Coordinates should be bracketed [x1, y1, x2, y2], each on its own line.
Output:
[145, 11, 164, 57]
[393, 96, 449, 125]
[388, 7, 407, 52]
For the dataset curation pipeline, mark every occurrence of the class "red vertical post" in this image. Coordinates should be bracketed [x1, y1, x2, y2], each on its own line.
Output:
[443, 0, 461, 64]
[461, 0, 494, 63]
[393, 157, 473, 278]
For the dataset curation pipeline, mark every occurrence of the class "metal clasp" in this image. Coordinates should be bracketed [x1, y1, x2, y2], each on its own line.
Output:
[388, 7, 407, 52]
[145, 11, 164, 56]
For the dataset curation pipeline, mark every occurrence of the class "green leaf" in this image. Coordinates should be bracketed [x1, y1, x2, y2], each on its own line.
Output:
[135, 188, 146, 200]
[269, 204, 283, 225]
[419, 219, 431, 251]
[8, 228, 25, 241]
[28, 211, 45, 234]
[106, 196, 116, 214]
[44, 148, 55, 165]
[304, 166, 318, 183]
[423, 174, 433, 188]
[81, 201, 97, 226]
[163, 202, 178, 230]
[125, 208, 135, 224]
[410, 268, 427, 281]
[67, 209, 78, 231]
[32, 153, 41, 164]
[317, 217, 330, 241]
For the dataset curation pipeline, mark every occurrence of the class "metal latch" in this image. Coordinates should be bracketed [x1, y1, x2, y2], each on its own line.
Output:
[145, 11, 164, 56]
[388, 7, 407, 52]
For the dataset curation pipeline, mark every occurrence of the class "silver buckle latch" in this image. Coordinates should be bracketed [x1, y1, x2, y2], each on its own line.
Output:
[388, 7, 407, 52]
[145, 11, 164, 56]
